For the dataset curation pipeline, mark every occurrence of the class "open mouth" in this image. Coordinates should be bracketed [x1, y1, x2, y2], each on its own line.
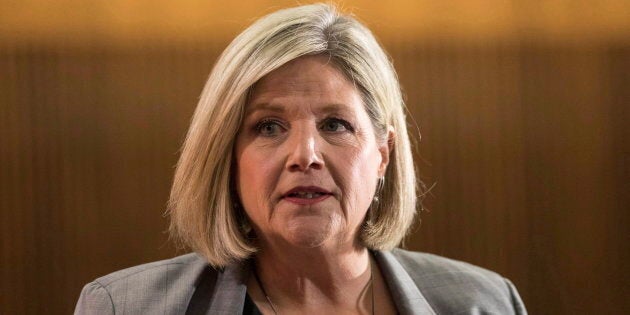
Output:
[286, 191, 329, 199]
[282, 186, 332, 202]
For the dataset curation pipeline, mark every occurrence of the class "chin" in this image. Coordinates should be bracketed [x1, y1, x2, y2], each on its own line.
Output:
[284, 217, 336, 248]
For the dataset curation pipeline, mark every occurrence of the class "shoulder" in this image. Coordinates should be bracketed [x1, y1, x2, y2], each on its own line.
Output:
[90, 252, 206, 288]
[390, 248, 505, 286]
[74, 253, 212, 315]
[385, 249, 527, 315]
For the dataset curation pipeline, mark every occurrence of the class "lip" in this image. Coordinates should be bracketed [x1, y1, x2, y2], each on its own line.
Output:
[283, 194, 331, 205]
[282, 186, 333, 205]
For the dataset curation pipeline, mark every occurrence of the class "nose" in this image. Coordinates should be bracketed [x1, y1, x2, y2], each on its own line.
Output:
[285, 124, 324, 172]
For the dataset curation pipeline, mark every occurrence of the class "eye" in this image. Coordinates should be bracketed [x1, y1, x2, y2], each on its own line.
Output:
[320, 117, 354, 133]
[255, 119, 285, 137]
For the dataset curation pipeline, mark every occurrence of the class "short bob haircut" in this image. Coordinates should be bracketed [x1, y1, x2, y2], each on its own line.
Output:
[168, 3, 419, 267]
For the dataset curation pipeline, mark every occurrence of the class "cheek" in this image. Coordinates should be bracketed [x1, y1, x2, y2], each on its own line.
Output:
[236, 146, 281, 213]
[333, 144, 381, 211]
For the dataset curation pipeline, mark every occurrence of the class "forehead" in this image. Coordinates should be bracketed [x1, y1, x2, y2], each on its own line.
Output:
[246, 55, 364, 115]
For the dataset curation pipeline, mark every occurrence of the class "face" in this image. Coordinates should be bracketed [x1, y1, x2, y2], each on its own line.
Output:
[234, 55, 390, 250]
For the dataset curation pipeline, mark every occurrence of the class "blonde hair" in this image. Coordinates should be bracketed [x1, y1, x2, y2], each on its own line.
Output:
[168, 3, 418, 267]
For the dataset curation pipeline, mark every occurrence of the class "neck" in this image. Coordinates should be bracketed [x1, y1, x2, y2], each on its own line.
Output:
[251, 242, 373, 312]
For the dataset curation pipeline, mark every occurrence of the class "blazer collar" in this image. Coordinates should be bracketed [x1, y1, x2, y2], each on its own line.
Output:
[374, 251, 437, 315]
[207, 261, 252, 314]
[192, 251, 436, 315]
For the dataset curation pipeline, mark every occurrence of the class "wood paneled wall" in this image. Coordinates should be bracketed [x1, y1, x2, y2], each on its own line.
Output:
[1, 39, 628, 314]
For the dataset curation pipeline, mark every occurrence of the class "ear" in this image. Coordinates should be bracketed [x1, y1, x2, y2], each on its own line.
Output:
[377, 125, 395, 178]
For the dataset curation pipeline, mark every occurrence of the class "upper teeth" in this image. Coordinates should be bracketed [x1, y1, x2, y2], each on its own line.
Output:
[292, 192, 324, 199]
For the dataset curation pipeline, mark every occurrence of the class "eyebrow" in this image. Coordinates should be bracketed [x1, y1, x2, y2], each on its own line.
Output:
[245, 102, 354, 117]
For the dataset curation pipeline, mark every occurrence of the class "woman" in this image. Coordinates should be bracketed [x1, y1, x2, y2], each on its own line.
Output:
[76, 4, 526, 315]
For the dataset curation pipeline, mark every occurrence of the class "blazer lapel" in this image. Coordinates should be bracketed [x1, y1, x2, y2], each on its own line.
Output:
[185, 265, 218, 315]
[207, 261, 251, 315]
[185, 260, 251, 315]
[374, 251, 437, 315]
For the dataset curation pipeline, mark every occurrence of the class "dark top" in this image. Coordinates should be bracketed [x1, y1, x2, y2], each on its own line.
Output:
[242, 294, 262, 315]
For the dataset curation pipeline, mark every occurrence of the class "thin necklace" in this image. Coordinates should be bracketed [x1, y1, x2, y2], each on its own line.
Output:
[252, 259, 375, 315]
[252, 265, 279, 314]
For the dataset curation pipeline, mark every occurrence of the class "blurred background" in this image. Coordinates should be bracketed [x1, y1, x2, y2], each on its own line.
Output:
[1, 0, 628, 314]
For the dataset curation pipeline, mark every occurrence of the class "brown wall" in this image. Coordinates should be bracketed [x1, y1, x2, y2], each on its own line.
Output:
[1, 2, 629, 314]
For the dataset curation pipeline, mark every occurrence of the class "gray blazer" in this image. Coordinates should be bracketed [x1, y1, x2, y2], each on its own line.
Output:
[75, 249, 527, 314]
